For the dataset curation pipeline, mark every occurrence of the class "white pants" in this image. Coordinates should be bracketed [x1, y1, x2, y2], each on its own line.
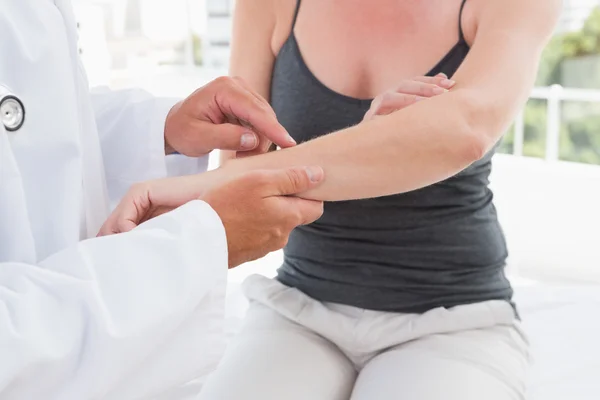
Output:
[200, 275, 530, 400]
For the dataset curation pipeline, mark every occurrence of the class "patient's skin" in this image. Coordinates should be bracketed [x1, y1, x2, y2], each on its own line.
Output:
[275, 0, 477, 99]
[223, 0, 477, 139]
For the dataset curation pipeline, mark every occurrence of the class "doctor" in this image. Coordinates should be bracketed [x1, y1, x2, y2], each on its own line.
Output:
[0, 1, 324, 399]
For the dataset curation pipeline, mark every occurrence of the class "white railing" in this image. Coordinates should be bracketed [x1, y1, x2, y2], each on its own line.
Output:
[515, 85, 600, 161]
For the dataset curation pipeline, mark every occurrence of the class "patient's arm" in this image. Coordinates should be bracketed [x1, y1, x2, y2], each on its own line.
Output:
[219, 0, 560, 201]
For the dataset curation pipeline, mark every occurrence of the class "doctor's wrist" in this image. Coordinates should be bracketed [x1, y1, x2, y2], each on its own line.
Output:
[164, 101, 182, 155]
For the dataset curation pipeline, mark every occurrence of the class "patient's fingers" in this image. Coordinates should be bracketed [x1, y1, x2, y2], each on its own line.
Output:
[393, 80, 447, 97]
[411, 75, 456, 90]
[364, 92, 424, 120]
[364, 74, 456, 121]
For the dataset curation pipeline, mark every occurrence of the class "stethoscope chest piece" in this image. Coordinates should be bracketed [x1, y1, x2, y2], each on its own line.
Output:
[0, 85, 25, 132]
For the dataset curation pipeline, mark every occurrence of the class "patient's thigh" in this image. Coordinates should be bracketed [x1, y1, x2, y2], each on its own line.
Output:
[198, 302, 357, 400]
[350, 324, 530, 400]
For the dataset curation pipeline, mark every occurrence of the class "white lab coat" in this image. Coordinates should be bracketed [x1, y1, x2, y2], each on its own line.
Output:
[0, 1, 229, 399]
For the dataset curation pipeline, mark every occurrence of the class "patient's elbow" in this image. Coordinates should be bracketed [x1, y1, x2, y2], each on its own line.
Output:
[461, 131, 489, 163]
[457, 92, 502, 162]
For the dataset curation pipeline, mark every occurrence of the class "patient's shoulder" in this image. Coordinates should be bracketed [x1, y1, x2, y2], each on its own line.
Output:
[473, 0, 562, 33]
[233, 0, 293, 54]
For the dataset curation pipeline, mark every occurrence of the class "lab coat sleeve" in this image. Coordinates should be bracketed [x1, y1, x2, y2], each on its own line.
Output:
[89, 88, 210, 206]
[0, 201, 228, 400]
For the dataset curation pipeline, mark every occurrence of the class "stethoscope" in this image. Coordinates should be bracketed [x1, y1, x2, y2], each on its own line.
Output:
[0, 84, 25, 132]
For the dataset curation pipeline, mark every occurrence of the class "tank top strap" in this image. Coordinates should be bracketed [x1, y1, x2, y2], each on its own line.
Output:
[292, 0, 303, 29]
[458, 0, 468, 43]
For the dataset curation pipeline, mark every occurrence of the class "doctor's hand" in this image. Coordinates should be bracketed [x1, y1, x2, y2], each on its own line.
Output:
[200, 166, 324, 267]
[363, 73, 456, 121]
[164, 76, 296, 157]
[99, 166, 325, 268]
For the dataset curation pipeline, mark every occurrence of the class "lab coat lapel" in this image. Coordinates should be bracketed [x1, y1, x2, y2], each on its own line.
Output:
[54, 0, 111, 237]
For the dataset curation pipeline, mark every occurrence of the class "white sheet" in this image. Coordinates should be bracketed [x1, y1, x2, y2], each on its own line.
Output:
[514, 283, 600, 399]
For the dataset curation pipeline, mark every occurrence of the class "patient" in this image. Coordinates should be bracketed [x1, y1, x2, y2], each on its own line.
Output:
[199, 0, 560, 399]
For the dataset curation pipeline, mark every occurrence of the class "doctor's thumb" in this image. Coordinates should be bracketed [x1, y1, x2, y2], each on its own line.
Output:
[97, 217, 137, 236]
[268, 166, 325, 196]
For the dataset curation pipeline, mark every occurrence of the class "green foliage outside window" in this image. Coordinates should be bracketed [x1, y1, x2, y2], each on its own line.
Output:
[499, 7, 600, 165]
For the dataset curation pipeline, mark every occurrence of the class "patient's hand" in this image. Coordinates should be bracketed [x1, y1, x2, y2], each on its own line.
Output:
[363, 73, 456, 121]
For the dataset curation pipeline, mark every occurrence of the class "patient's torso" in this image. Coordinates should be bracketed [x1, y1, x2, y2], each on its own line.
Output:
[271, 0, 512, 313]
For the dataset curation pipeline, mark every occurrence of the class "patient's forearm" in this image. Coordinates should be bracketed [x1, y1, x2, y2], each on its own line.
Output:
[221, 90, 493, 202]
[215, 0, 555, 202]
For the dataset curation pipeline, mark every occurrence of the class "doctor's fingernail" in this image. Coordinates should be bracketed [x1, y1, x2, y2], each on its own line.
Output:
[287, 134, 297, 144]
[241, 133, 257, 149]
[305, 166, 324, 183]
[433, 87, 447, 95]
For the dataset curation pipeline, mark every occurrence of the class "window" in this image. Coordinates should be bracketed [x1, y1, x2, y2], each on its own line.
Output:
[207, 0, 234, 16]
[74, 0, 226, 94]
[498, 2, 600, 166]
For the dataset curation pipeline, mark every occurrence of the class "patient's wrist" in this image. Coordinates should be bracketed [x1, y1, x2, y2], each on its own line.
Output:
[192, 166, 238, 200]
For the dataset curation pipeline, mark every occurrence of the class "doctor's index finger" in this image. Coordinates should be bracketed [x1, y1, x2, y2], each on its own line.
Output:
[282, 197, 325, 226]
[230, 76, 271, 111]
[97, 204, 139, 236]
[214, 80, 296, 149]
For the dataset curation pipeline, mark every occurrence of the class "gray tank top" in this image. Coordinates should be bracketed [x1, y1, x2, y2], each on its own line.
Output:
[272, 0, 513, 313]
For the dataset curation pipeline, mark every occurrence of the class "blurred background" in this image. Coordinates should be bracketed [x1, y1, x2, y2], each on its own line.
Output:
[71, 0, 600, 284]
